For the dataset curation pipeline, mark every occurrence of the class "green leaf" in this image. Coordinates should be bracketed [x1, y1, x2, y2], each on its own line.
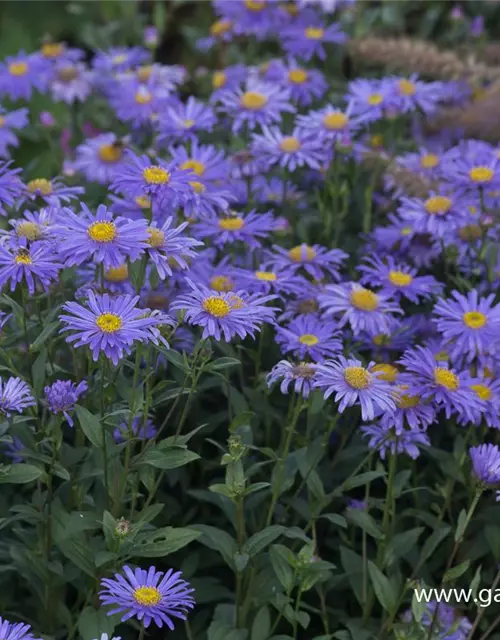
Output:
[208, 357, 241, 371]
[137, 447, 199, 469]
[269, 544, 294, 591]
[30, 322, 59, 352]
[345, 509, 382, 539]
[367, 561, 398, 614]
[192, 524, 237, 568]
[78, 606, 120, 640]
[32, 348, 47, 397]
[340, 470, 386, 492]
[0, 464, 43, 484]
[251, 606, 271, 640]
[130, 526, 200, 558]
[419, 526, 451, 565]
[384, 528, 424, 568]
[234, 551, 249, 573]
[455, 509, 469, 542]
[444, 559, 470, 583]
[319, 513, 347, 528]
[411, 589, 427, 623]
[75, 405, 102, 447]
[243, 525, 285, 557]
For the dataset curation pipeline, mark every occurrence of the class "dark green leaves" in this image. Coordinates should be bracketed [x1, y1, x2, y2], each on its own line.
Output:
[75, 405, 102, 447]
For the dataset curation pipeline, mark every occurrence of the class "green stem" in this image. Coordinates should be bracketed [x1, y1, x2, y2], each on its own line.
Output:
[235, 496, 246, 628]
[100, 357, 110, 505]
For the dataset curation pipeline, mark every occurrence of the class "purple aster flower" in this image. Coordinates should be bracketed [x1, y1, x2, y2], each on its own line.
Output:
[0, 108, 28, 158]
[156, 97, 217, 144]
[99, 565, 195, 629]
[7, 207, 58, 246]
[433, 290, 500, 364]
[113, 416, 157, 442]
[470, 444, 500, 485]
[361, 423, 430, 460]
[193, 209, 278, 250]
[145, 217, 203, 280]
[251, 126, 325, 171]
[20, 177, 84, 208]
[218, 80, 294, 133]
[214, 0, 280, 38]
[0, 162, 24, 215]
[144, 26, 159, 48]
[55, 203, 148, 269]
[296, 103, 361, 142]
[314, 356, 396, 420]
[347, 499, 368, 511]
[73, 133, 128, 184]
[396, 146, 445, 179]
[398, 346, 483, 422]
[0, 377, 35, 416]
[470, 15, 485, 38]
[44, 380, 88, 426]
[281, 20, 347, 61]
[267, 360, 318, 398]
[358, 255, 443, 303]
[252, 176, 304, 206]
[182, 179, 234, 220]
[3, 436, 25, 463]
[169, 141, 230, 183]
[197, 18, 236, 52]
[108, 80, 163, 128]
[92, 47, 150, 74]
[209, 64, 248, 102]
[50, 61, 92, 104]
[444, 139, 500, 192]
[236, 267, 311, 298]
[402, 601, 472, 640]
[318, 283, 402, 336]
[228, 148, 268, 180]
[109, 194, 156, 220]
[59, 291, 173, 365]
[345, 79, 393, 124]
[276, 316, 342, 362]
[110, 151, 192, 207]
[0, 52, 48, 100]
[0, 616, 42, 640]
[0, 238, 61, 294]
[379, 383, 436, 433]
[265, 243, 347, 281]
[171, 281, 277, 342]
[278, 295, 321, 322]
[462, 378, 500, 429]
[388, 75, 450, 115]
[265, 57, 327, 106]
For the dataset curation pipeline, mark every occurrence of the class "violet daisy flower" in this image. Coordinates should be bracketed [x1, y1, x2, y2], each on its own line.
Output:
[267, 360, 318, 398]
[108, 80, 162, 128]
[156, 97, 217, 144]
[0, 377, 35, 416]
[145, 217, 203, 280]
[44, 380, 88, 426]
[50, 61, 92, 104]
[193, 210, 278, 250]
[281, 20, 347, 61]
[402, 602, 472, 640]
[396, 146, 445, 179]
[236, 267, 311, 298]
[0, 108, 28, 158]
[462, 378, 500, 429]
[0, 52, 47, 100]
[276, 316, 342, 362]
[73, 133, 128, 184]
[265, 243, 347, 281]
[433, 290, 500, 364]
[318, 283, 402, 336]
[470, 444, 500, 485]
[182, 180, 234, 220]
[251, 126, 326, 171]
[209, 64, 249, 102]
[113, 416, 157, 443]
[169, 141, 230, 183]
[0, 162, 24, 215]
[110, 151, 192, 206]
[345, 79, 393, 124]
[0, 239, 61, 294]
[55, 204, 149, 269]
[398, 346, 483, 422]
[314, 356, 397, 420]
[59, 291, 173, 365]
[0, 616, 42, 640]
[3, 436, 25, 463]
[171, 281, 277, 342]
[20, 177, 84, 208]
[444, 139, 500, 192]
[379, 383, 436, 433]
[265, 57, 327, 107]
[218, 80, 294, 133]
[361, 423, 430, 460]
[388, 74, 450, 115]
[92, 47, 150, 74]
[7, 207, 58, 246]
[99, 565, 195, 629]
[296, 103, 361, 143]
[358, 255, 443, 303]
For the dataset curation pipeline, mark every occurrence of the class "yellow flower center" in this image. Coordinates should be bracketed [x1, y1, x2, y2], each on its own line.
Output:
[143, 166, 170, 184]
[41, 42, 63, 58]
[189, 181, 206, 194]
[245, 0, 266, 10]
[280, 136, 301, 153]
[434, 367, 459, 391]
[288, 245, 316, 262]
[299, 333, 319, 346]
[135, 90, 153, 105]
[471, 383, 492, 401]
[113, 54, 127, 65]
[388, 270, 413, 287]
[396, 385, 420, 408]
[137, 65, 153, 82]
[399, 79, 416, 96]
[99, 144, 122, 163]
[133, 586, 162, 607]
[424, 195, 452, 215]
[181, 159, 205, 176]
[469, 166, 494, 183]
[435, 350, 449, 362]
[135, 196, 151, 209]
[219, 217, 244, 231]
[370, 134, 383, 149]
[288, 69, 308, 84]
[229, 294, 245, 310]
[323, 112, 348, 130]
[350, 288, 379, 311]
[459, 224, 482, 241]
[344, 366, 371, 390]
[463, 311, 487, 329]
[15, 249, 32, 265]
[95, 312, 122, 333]
[367, 93, 383, 106]
[183, 119, 195, 129]
[16, 221, 42, 241]
[212, 71, 227, 89]
[87, 221, 117, 243]
[202, 296, 231, 317]
[9, 62, 28, 76]
[305, 27, 324, 40]
[147, 227, 165, 248]
[420, 153, 440, 169]
[58, 66, 79, 83]
[210, 275, 234, 292]
[27, 179, 52, 196]
[105, 264, 129, 282]
[401, 226, 413, 236]
[0, 116, 5, 129]
[255, 270, 277, 281]
[210, 19, 233, 37]
[372, 363, 399, 382]
[240, 91, 268, 110]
